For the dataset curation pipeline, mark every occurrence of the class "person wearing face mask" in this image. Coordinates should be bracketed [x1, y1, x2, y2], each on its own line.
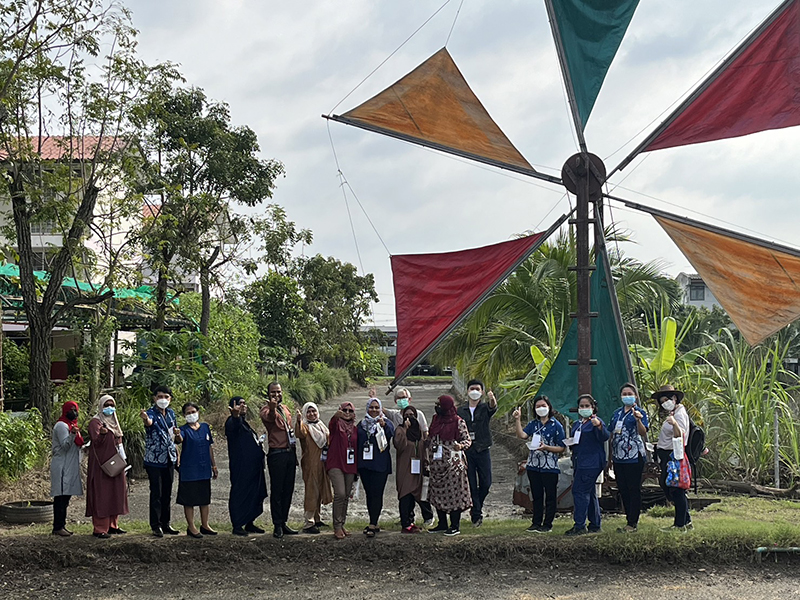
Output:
[565, 394, 610, 536]
[295, 402, 333, 534]
[140, 385, 181, 537]
[393, 405, 427, 533]
[327, 401, 358, 539]
[357, 398, 395, 537]
[260, 381, 299, 538]
[86, 395, 129, 538]
[225, 396, 268, 537]
[609, 383, 649, 533]
[384, 387, 434, 526]
[653, 384, 692, 531]
[176, 403, 217, 538]
[427, 395, 472, 536]
[456, 379, 497, 527]
[512, 396, 566, 533]
[50, 401, 84, 537]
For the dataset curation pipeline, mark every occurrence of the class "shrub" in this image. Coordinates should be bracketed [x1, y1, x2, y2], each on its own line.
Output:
[0, 409, 48, 481]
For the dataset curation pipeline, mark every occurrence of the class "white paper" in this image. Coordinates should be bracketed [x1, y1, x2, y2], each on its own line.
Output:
[614, 420, 623, 433]
[563, 437, 576, 446]
[346, 448, 355, 464]
[375, 426, 388, 452]
[411, 459, 421, 474]
[469, 431, 476, 441]
[363, 444, 373, 461]
[672, 436, 685, 460]
[528, 434, 541, 450]
[433, 446, 443, 461]
[573, 429, 582, 445]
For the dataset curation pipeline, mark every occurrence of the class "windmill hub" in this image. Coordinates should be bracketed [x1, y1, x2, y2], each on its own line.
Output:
[561, 152, 606, 200]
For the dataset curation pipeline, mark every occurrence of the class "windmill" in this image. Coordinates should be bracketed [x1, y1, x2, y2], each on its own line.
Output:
[324, 0, 800, 420]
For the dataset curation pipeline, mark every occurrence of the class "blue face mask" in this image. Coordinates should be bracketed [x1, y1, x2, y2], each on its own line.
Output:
[102, 406, 116, 416]
[621, 395, 636, 406]
[578, 408, 593, 419]
[396, 398, 410, 410]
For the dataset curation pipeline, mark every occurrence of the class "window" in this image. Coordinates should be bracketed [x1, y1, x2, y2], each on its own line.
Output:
[689, 284, 705, 301]
[30, 220, 57, 235]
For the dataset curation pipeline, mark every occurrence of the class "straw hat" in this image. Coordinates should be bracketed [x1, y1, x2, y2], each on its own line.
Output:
[650, 384, 684, 402]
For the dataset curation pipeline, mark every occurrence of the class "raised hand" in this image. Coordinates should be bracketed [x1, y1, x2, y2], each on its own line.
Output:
[512, 407, 521, 420]
[591, 416, 601, 428]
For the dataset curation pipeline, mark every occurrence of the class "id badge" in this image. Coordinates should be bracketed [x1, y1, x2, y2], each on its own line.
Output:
[321, 447, 328, 462]
[573, 429, 582, 445]
[614, 420, 623, 433]
[469, 431, 476, 441]
[346, 448, 355, 464]
[528, 433, 541, 450]
[411, 459, 421, 474]
[433, 445, 443, 461]
[363, 444, 373, 461]
[287, 429, 297, 445]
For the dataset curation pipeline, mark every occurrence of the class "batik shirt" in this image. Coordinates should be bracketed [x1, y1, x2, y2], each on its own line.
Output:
[144, 406, 179, 467]
[522, 418, 566, 473]
[609, 406, 649, 464]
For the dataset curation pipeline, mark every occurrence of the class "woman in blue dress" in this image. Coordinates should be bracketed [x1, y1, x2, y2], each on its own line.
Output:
[176, 402, 218, 538]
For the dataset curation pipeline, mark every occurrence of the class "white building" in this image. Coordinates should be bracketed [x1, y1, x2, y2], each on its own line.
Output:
[675, 272, 719, 310]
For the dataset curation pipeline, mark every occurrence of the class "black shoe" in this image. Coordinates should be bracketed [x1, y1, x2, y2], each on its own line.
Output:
[199, 526, 218, 536]
[273, 525, 284, 539]
[303, 526, 320, 534]
[281, 525, 299, 535]
[526, 524, 542, 533]
[588, 526, 601, 534]
[315, 521, 328, 528]
[187, 529, 203, 539]
[472, 517, 483, 528]
[162, 525, 180, 535]
[151, 527, 164, 538]
[565, 526, 588, 536]
[232, 528, 249, 537]
[428, 523, 448, 533]
[245, 523, 265, 534]
[108, 527, 126, 535]
[93, 532, 111, 539]
[444, 528, 461, 537]
[540, 525, 553, 532]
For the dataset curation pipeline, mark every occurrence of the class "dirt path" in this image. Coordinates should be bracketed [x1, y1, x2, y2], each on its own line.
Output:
[82, 383, 525, 530]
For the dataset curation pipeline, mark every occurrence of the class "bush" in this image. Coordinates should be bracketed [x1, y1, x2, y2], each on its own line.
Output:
[2, 338, 30, 409]
[0, 409, 48, 481]
[281, 367, 352, 406]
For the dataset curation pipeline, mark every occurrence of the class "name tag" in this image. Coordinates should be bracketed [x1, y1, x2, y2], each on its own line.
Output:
[346, 448, 355, 464]
[469, 432, 476, 441]
[321, 447, 328, 462]
[614, 420, 623, 433]
[411, 459, 421, 474]
[363, 444, 373, 461]
[287, 429, 297, 445]
[433, 446, 443, 461]
[528, 433, 541, 450]
[573, 429, 582, 445]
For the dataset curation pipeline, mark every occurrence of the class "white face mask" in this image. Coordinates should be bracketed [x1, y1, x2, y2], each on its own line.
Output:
[184, 413, 199, 424]
[156, 398, 170, 409]
[661, 399, 676, 412]
[535, 406, 549, 417]
[468, 390, 482, 401]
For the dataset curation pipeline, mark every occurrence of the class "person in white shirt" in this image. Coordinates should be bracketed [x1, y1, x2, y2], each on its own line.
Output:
[652, 384, 692, 531]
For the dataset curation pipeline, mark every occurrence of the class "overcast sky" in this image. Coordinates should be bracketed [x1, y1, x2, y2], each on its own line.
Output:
[126, 0, 798, 326]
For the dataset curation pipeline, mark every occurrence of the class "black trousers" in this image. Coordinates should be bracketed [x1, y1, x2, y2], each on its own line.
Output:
[145, 464, 175, 529]
[359, 469, 389, 526]
[656, 448, 691, 527]
[52, 495, 70, 532]
[527, 470, 559, 528]
[267, 450, 296, 526]
[436, 508, 462, 531]
[466, 449, 492, 520]
[615, 459, 645, 527]
[417, 499, 434, 522]
[399, 493, 416, 528]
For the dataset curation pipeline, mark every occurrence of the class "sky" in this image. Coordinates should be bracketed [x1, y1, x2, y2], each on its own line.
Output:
[125, 0, 800, 326]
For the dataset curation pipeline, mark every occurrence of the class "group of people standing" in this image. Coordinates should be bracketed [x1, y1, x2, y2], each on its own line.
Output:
[49, 379, 692, 538]
[512, 383, 693, 535]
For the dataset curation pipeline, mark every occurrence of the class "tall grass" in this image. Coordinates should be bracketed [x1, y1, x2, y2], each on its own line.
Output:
[279, 365, 352, 406]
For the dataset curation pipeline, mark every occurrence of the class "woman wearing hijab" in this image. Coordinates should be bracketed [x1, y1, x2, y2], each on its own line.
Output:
[393, 405, 425, 533]
[86, 395, 129, 538]
[426, 395, 472, 537]
[177, 402, 218, 538]
[295, 402, 333, 534]
[225, 396, 268, 536]
[357, 398, 395, 537]
[326, 401, 358, 539]
[50, 401, 84, 536]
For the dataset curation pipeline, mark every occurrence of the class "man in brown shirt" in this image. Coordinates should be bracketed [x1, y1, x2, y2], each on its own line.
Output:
[259, 382, 298, 538]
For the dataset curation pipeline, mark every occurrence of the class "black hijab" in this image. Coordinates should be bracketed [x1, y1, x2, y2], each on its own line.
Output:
[402, 405, 422, 442]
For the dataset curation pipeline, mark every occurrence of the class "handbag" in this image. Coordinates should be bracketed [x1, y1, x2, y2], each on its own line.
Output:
[93, 444, 127, 477]
[665, 452, 692, 490]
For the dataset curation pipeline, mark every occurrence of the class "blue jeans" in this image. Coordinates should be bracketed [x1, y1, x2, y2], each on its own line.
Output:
[466, 449, 492, 521]
[572, 468, 602, 530]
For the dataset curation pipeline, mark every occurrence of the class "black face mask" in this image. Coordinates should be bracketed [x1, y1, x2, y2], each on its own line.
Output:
[66, 410, 78, 421]
[435, 405, 446, 416]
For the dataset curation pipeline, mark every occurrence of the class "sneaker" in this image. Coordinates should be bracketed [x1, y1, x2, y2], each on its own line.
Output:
[444, 528, 461, 537]
[539, 525, 553, 532]
[659, 525, 689, 533]
[401, 525, 417, 534]
[423, 518, 435, 527]
[428, 523, 448, 534]
[685, 522, 694, 530]
[588, 526, 601, 534]
[525, 524, 542, 533]
[564, 526, 588, 536]
[616, 525, 637, 533]
[472, 517, 483, 528]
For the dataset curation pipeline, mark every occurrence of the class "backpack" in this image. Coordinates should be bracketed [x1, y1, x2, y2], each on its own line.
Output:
[685, 419, 706, 493]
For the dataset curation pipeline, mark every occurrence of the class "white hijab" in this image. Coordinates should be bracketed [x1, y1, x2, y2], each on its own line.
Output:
[302, 402, 328, 449]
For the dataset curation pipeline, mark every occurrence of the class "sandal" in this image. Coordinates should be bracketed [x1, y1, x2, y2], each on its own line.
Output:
[365, 528, 376, 538]
[334, 529, 346, 540]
